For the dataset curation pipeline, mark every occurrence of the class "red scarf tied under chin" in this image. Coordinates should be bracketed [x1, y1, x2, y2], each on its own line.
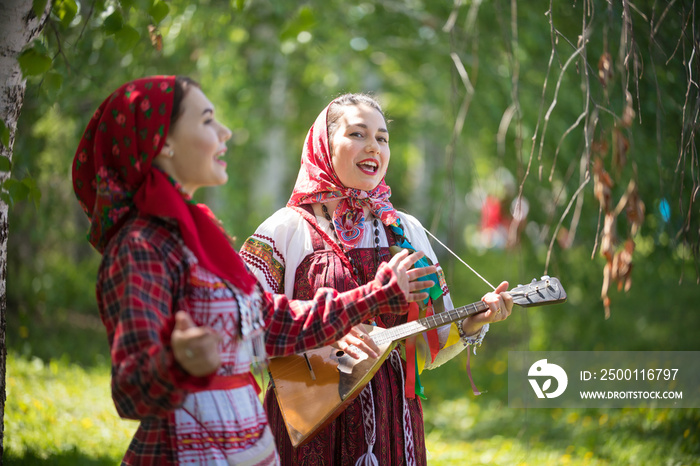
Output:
[287, 101, 399, 249]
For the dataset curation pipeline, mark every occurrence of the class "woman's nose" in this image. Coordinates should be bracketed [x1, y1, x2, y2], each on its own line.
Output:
[220, 124, 232, 142]
[366, 139, 379, 153]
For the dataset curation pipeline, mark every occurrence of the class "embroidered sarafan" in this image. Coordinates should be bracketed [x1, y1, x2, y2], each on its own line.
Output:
[241, 207, 480, 466]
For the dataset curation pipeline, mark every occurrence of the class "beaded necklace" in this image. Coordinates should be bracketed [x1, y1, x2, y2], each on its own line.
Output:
[321, 203, 381, 276]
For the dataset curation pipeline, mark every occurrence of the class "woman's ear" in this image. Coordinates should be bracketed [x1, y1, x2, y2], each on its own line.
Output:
[153, 140, 175, 174]
[153, 134, 178, 179]
[159, 141, 175, 158]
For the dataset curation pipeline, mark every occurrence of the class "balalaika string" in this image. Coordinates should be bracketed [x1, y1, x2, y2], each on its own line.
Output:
[422, 227, 496, 291]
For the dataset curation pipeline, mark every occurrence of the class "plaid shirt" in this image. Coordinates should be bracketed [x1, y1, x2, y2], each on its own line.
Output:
[96, 213, 406, 465]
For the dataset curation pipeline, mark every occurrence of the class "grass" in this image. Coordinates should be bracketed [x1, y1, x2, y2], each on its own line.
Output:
[422, 394, 700, 465]
[5, 356, 136, 465]
[4, 308, 136, 465]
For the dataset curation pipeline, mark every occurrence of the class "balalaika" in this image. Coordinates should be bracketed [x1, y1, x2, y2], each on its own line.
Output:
[268, 276, 567, 447]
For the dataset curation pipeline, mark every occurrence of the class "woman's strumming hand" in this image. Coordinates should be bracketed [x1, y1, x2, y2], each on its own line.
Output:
[172, 311, 223, 376]
[331, 324, 381, 360]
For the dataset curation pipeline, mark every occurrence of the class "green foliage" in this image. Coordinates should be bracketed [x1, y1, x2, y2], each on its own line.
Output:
[280, 6, 316, 41]
[53, 0, 78, 27]
[32, 0, 49, 18]
[17, 41, 52, 76]
[1, 176, 41, 209]
[7, 0, 697, 362]
[148, 1, 170, 25]
[115, 25, 140, 53]
[103, 10, 124, 35]
[42, 71, 63, 96]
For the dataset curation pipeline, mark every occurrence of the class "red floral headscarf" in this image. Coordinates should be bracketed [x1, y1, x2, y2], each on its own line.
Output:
[287, 100, 399, 249]
[72, 76, 256, 294]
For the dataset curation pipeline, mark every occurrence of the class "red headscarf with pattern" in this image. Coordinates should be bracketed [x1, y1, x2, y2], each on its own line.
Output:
[72, 76, 256, 294]
[287, 99, 399, 249]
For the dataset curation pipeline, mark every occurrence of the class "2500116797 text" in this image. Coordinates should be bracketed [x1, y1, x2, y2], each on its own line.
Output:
[581, 368, 679, 381]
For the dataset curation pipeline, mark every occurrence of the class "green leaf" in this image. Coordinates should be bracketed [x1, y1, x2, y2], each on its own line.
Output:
[280, 6, 316, 41]
[33, 0, 49, 18]
[53, 0, 78, 27]
[31, 187, 42, 210]
[31, 40, 49, 55]
[128, 0, 153, 10]
[0, 119, 9, 148]
[22, 176, 37, 191]
[115, 26, 140, 53]
[22, 176, 42, 210]
[234, 0, 246, 11]
[43, 72, 63, 96]
[17, 47, 52, 77]
[148, 1, 170, 24]
[104, 10, 124, 35]
[4, 179, 30, 204]
[0, 156, 10, 172]
[1, 176, 41, 208]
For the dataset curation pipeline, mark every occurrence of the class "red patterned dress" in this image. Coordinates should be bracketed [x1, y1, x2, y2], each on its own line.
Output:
[242, 207, 488, 465]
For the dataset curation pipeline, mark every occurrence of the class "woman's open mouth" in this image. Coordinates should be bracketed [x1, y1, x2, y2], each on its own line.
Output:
[215, 150, 227, 167]
[357, 159, 378, 175]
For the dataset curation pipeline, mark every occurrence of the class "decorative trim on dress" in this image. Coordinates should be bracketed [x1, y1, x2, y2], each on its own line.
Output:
[389, 350, 417, 466]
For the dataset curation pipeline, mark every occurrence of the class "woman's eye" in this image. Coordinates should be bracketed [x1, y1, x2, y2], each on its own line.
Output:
[350, 132, 363, 138]
[378, 136, 388, 143]
[204, 119, 213, 125]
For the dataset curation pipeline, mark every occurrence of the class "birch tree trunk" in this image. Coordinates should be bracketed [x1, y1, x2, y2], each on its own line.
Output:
[0, 0, 51, 454]
[254, 52, 288, 213]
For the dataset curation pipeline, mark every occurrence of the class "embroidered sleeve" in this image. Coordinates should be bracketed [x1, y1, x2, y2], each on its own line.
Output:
[241, 234, 285, 294]
[262, 263, 407, 356]
[97, 234, 206, 420]
[241, 207, 314, 297]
